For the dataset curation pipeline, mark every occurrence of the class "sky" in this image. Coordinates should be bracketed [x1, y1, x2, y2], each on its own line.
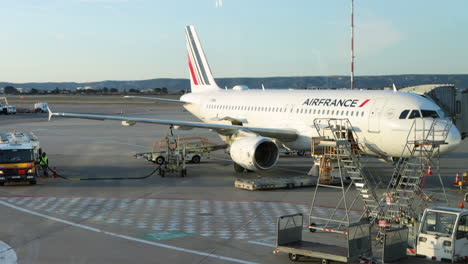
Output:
[1, 0, 467, 83]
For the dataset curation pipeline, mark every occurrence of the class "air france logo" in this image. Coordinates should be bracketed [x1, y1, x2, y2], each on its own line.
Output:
[302, 98, 370, 108]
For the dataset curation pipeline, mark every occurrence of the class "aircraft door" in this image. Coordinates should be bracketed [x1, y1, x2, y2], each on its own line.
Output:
[287, 104, 295, 120]
[368, 99, 387, 133]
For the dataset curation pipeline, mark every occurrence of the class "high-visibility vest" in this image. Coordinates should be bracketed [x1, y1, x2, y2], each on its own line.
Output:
[40, 156, 48, 166]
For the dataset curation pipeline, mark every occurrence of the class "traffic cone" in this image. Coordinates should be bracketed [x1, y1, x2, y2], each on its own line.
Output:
[427, 166, 432, 175]
[454, 171, 460, 185]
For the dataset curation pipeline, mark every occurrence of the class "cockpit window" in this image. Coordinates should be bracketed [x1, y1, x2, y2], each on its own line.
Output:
[408, 110, 421, 119]
[421, 110, 440, 118]
[399, 110, 410, 119]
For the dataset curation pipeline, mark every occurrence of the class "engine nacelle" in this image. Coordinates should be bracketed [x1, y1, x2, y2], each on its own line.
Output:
[230, 136, 279, 171]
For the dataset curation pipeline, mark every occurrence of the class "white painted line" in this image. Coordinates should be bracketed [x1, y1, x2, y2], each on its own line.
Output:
[0, 200, 258, 264]
[0, 240, 17, 264]
[247, 241, 275, 248]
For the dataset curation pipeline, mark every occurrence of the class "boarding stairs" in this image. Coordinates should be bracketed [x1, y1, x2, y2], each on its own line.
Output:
[309, 119, 380, 230]
[375, 118, 452, 225]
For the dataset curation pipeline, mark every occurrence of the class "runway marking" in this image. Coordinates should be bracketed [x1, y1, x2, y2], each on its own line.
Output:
[0, 195, 362, 245]
[140, 230, 197, 241]
[0, 200, 258, 264]
[247, 241, 275, 248]
[0, 240, 17, 264]
[248, 236, 276, 248]
[0, 195, 310, 205]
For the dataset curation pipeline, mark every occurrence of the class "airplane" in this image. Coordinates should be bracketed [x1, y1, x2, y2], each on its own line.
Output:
[49, 25, 462, 172]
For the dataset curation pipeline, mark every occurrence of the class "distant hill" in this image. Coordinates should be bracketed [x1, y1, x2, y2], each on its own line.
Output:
[1, 74, 468, 91]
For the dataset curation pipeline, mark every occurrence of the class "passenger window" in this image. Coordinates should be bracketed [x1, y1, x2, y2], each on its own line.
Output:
[361, 112, 364, 117]
[351, 111, 354, 116]
[408, 110, 421, 119]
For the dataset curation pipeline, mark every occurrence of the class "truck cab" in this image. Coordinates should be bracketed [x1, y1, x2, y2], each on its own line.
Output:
[417, 206, 468, 262]
[34, 102, 49, 113]
[0, 132, 41, 185]
[0, 97, 16, 115]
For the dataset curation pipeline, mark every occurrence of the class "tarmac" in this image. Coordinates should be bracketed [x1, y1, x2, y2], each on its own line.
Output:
[0, 98, 467, 264]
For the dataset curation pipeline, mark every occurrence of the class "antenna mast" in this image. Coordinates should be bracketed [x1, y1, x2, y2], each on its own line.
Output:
[350, 0, 355, 90]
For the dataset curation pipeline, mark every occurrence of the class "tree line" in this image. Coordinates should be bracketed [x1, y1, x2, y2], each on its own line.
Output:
[1, 86, 181, 95]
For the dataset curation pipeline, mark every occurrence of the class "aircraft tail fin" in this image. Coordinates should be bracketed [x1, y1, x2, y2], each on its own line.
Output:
[185, 25, 221, 93]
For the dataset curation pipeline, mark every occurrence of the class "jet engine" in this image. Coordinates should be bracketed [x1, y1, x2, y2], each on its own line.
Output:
[230, 136, 279, 171]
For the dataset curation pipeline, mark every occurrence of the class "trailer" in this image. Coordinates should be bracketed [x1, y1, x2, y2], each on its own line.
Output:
[135, 136, 227, 164]
[273, 213, 372, 263]
[234, 175, 318, 190]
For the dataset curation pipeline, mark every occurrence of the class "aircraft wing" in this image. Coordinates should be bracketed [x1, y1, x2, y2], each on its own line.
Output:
[123, 96, 189, 104]
[48, 109, 298, 142]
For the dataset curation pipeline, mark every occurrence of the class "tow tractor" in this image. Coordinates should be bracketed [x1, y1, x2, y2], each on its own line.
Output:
[0, 132, 41, 185]
[416, 206, 468, 262]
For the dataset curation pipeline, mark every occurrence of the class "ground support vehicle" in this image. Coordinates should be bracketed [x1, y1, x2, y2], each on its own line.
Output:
[279, 149, 307, 156]
[34, 102, 49, 113]
[158, 152, 187, 178]
[135, 136, 227, 164]
[273, 213, 372, 263]
[146, 135, 189, 177]
[416, 206, 468, 262]
[0, 97, 16, 115]
[234, 175, 318, 190]
[0, 132, 41, 185]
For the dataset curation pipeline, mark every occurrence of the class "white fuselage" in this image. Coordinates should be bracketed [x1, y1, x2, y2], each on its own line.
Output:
[180, 89, 461, 158]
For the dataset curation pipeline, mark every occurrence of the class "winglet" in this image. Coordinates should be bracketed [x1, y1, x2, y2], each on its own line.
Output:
[392, 83, 398, 92]
[47, 106, 53, 121]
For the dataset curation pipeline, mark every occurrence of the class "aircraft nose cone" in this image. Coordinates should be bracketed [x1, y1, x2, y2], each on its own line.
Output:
[443, 125, 462, 154]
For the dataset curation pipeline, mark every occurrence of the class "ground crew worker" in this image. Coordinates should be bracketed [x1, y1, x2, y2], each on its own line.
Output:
[40, 152, 49, 177]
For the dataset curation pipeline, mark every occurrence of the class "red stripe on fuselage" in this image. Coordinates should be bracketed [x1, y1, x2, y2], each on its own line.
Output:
[359, 99, 370, 107]
[187, 54, 198, 85]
